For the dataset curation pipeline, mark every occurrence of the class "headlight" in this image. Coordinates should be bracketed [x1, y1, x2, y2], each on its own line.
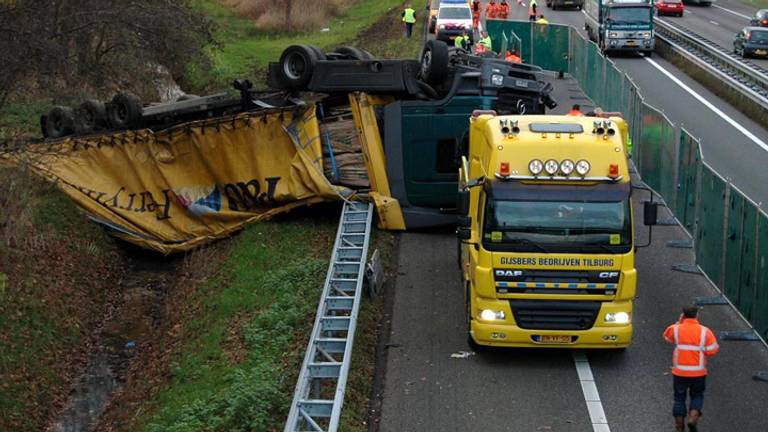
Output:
[491, 74, 504, 86]
[605, 312, 631, 324]
[610, 32, 619, 38]
[575, 159, 591, 176]
[480, 309, 506, 321]
[560, 159, 575, 175]
[642, 32, 651, 39]
[529, 159, 544, 175]
[544, 159, 559, 175]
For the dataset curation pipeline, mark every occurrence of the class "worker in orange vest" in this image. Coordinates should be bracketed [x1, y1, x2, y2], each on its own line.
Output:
[566, 104, 584, 116]
[472, 0, 481, 28]
[498, 0, 510, 19]
[486, 0, 498, 19]
[505, 50, 521, 63]
[663, 305, 719, 432]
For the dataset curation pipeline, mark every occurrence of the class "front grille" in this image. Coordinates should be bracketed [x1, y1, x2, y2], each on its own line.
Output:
[494, 268, 620, 284]
[509, 300, 601, 330]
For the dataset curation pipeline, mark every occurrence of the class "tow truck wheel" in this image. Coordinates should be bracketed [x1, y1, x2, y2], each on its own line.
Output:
[420, 39, 450, 86]
[74, 99, 107, 135]
[333, 46, 372, 60]
[45, 106, 75, 139]
[107, 92, 143, 130]
[279, 44, 322, 89]
[307, 45, 328, 60]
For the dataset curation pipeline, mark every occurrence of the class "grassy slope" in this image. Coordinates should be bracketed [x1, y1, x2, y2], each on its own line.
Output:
[0, 168, 122, 431]
[193, 0, 423, 87]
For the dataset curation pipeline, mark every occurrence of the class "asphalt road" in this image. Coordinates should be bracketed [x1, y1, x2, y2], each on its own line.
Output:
[657, 0, 768, 67]
[377, 10, 768, 430]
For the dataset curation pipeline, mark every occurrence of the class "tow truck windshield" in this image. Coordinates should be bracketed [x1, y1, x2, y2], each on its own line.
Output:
[482, 199, 632, 253]
[606, 7, 651, 24]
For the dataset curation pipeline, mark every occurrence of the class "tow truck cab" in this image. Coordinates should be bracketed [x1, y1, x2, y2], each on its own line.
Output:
[458, 113, 652, 348]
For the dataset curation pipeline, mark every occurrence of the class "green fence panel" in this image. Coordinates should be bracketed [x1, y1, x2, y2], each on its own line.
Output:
[487, 20, 532, 61]
[723, 189, 746, 304]
[755, 212, 768, 339]
[734, 200, 759, 322]
[531, 23, 570, 73]
[637, 103, 665, 191]
[675, 129, 701, 234]
[695, 165, 726, 287]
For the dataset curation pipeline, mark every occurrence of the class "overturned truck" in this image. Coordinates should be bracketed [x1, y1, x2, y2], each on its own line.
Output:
[24, 40, 558, 252]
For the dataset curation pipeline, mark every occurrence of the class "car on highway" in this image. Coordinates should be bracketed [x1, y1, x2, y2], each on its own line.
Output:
[434, 2, 474, 44]
[749, 9, 768, 27]
[733, 26, 768, 58]
[655, 0, 684, 17]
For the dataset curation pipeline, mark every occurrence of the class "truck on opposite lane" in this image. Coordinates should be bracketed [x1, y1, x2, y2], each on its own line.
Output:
[584, 0, 655, 56]
[457, 112, 657, 349]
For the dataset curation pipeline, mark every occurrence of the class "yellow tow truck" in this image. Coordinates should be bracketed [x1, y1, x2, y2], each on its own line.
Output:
[457, 111, 657, 349]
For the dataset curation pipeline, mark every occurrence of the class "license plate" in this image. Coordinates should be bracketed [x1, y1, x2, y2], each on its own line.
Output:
[757, 49, 767, 55]
[538, 335, 573, 344]
[626, 41, 637, 46]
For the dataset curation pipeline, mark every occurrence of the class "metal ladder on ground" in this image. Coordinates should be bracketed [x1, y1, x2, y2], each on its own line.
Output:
[284, 200, 374, 432]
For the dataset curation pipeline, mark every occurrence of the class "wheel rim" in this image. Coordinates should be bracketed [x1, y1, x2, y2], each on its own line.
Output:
[284, 52, 307, 80]
[421, 50, 432, 77]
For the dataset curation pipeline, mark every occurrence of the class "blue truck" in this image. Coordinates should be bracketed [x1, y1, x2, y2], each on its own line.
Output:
[583, 0, 655, 56]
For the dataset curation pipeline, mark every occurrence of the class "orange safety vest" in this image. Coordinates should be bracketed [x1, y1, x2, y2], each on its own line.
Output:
[567, 109, 583, 116]
[487, 2, 497, 17]
[506, 52, 521, 63]
[663, 318, 719, 377]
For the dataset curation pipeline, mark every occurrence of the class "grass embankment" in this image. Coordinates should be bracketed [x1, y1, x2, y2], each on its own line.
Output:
[104, 207, 397, 432]
[192, 0, 425, 87]
[0, 167, 122, 431]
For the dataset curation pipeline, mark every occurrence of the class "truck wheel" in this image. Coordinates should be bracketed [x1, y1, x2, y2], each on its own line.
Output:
[333, 46, 372, 60]
[107, 92, 143, 130]
[74, 99, 107, 135]
[307, 45, 328, 60]
[45, 106, 75, 139]
[279, 44, 322, 89]
[645, 50, 653, 58]
[420, 39, 450, 85]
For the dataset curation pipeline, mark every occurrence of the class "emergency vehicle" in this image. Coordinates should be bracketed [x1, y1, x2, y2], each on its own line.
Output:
[457, 112, 658, 349]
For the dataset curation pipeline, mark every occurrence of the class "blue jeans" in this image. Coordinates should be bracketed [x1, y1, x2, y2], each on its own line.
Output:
[673, 375, 706, 417]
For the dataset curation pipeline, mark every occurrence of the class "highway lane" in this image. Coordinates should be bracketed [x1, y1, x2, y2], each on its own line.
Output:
[658, 0, 768, 67]
[376, 5, 768, 432]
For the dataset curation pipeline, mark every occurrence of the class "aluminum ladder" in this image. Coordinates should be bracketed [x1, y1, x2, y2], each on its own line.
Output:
[284, 200, 373, 432]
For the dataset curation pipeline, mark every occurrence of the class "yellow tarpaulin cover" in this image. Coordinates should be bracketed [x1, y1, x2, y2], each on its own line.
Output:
[9, 104, 348, 253]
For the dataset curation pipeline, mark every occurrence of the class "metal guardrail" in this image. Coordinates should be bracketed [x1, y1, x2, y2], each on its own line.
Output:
[654, 18, 768, 109]
[284, 200, 374, 432]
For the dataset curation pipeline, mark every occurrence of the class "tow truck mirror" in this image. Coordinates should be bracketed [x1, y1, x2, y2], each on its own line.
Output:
[643, 201, 658, 226]
[457, 216, 472, 240]
[457, 190, 470, 215]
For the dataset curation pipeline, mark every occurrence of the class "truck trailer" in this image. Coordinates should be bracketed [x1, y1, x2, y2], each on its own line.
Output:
[457, 112, 657, 349]
[583, 0, 655, 56]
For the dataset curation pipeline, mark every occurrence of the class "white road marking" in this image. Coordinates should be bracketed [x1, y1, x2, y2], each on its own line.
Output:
[574, 351, 611, 432]
[709, 20, 720, 25]
[712, 4, 751, 20]
[644, 57, 768, 153]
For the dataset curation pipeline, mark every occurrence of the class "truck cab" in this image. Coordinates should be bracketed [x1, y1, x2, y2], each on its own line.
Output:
[458, 113, 652, 348]
[584, 0, 655, 56]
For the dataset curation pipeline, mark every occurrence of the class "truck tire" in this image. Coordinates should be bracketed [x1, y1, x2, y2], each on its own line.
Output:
[279, 44, 322, 89]
[45, 106, 75, 139]
[420, 39, 450, 85]
[74, 99, 107, 135]
[107, 92, 143, 130]
[333, 46, 373, 60]
[307, 45, 328, 60]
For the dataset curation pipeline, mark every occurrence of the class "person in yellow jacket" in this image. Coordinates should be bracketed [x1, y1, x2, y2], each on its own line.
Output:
[528, 0, 538, 21]
[402, 4, 417, 38]
[455, 29, 470, 50]
[535, 14, 548, 24]
[478, 30, 492, 52]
